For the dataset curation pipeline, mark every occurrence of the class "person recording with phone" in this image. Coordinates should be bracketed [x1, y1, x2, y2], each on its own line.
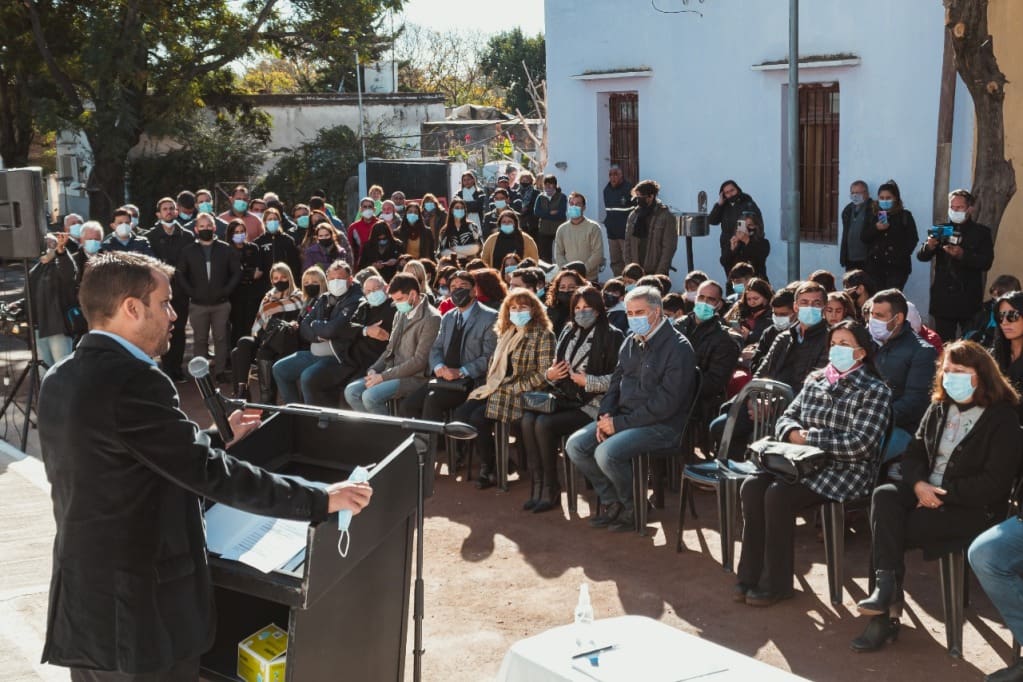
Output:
[721, 212, 770, 284]
[37, 252, 372, 681]
[861, 180, 917, 291]
[917, 189, 994, 342]
[30, 230, 78, 369]
[709, 179, 763, 284]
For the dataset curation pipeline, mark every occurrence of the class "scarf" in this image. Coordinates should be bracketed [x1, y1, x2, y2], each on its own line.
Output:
[469, 326, 527, 401]
[633, 202, 654, 239]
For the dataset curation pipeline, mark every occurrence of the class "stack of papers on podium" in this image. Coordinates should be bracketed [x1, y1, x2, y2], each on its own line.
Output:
[204, 504, 309, 574]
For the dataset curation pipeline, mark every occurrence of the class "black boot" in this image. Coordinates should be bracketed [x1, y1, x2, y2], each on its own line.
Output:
[257, 359, 276, 404]
[857, 569, 901, 616]
[533, 483, 561, 513]
[233, 382, 250, 401]
[523, 476, 543, 511]
[850, 614, 900, 653]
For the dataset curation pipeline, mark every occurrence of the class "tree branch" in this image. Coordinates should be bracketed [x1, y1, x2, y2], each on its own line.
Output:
[183, 0, 280, 82]
[21, 0, 84, 117]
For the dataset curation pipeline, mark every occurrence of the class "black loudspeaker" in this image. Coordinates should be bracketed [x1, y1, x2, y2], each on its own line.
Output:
[0, 167, 47, 260]
[366, 158, 451, 201]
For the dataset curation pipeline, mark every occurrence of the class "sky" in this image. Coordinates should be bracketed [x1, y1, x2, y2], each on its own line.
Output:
[397, 0, 546, 36]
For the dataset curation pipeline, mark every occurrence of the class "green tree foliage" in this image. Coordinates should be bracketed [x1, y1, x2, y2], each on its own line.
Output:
[16, 0, 401, 219]
[127, 110, 271, 219]
[259, 123, 389, 205]
[479, 29, 546, 116]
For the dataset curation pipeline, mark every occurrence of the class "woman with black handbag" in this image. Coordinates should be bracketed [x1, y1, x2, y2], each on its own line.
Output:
[228, 263, 307, 401]
[853, 340, 1020, 652]
[519, 286, 624, 513]
[736, 320, 892, 607]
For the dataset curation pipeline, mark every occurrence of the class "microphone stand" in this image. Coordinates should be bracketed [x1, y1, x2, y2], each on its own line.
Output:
[220, 397, 475, 682]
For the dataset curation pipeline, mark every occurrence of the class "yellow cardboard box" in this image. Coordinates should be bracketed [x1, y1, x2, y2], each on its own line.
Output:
[237, 623, 288, 682]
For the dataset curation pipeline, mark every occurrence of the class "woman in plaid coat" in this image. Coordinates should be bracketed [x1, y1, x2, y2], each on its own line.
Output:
[736, 320, 892, 608]
[455, 288, 555, 489]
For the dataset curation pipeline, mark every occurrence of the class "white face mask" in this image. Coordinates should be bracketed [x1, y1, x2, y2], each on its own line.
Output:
[773, 314, 794, 331]
[949, 209, 968, 224]
[327, 278, 349, 297]
[685, 291, 698, 302]
[115, 223, 132, 238]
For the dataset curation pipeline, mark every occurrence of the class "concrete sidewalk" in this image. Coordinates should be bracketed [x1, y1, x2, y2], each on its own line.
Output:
[0, 437, 68, 682]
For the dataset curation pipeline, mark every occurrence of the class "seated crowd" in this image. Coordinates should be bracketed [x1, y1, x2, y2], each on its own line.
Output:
[36, 173, 1023, 680]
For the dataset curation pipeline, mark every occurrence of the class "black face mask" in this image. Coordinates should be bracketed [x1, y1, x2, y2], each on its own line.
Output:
[450, 287, 473, 308]
[197, 229, 214, 242]
[318, 238, 333, 249]
[273, 280, 290, 292]
[603, 293, 621, 308]
[304, 284, 321, 298]
[556, 291, 574, 306]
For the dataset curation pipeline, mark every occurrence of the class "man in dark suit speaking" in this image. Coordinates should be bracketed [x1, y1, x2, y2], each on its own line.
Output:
[36, 252, 372, 681]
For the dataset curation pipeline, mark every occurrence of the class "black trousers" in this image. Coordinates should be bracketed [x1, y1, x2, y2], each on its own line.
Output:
[933, 315, 972, 343]
[398, 382, 471, 421]
[70, 657, 200, 682]
[229, 285, 264, 349]
[536, 234, 555, 262]
[737, 474, 828, 594]
[454, 398, 495, 469]
[865, 267, 909, 292]
[160, 295, 189, 376]
[870, 480, 993, 572]
[230, 336, 283, 386]
[519, 408, 590, 484]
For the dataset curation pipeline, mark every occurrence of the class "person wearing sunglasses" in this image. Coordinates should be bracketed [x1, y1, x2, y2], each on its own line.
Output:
[992, 291, 1023, 419]
[964, 274, 1022, 348]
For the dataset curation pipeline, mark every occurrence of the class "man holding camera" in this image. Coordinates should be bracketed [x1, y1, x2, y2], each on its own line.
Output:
[916, 189, 994, 341]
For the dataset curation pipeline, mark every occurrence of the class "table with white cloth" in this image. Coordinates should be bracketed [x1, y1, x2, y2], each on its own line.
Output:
[496, 615, 810, 682]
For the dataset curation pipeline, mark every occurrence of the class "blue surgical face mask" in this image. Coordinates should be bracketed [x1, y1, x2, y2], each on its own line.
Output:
[424, 202, 436, 212]
[850, 193, 865, 206]
[943, 371, 976, 403]
[773, 314, 794, 331]
[233, 199, 249, 213]
[494, 199, 507, 210]
[627, 314, 652, 337]
[625, 283, 636, 292]
[829, 345, 858, 373]
[84, 239, 102, 255]
[878, 199, 894, 210]
[266, 220, 280, 233]
[378, 238, 389, 248]
[407, 213, 420, 224]
[510, 310, 532, 327]
[567, 205, 583, 220]
[232, 233, 246, 244]
[504, 264, 518, 274]
[693, 301, 716, 322]
[198, 201, 213, 214]
[297, 215, 310, 229]
[438, 286, 450, 297]
[69, 223, 82, 239]
[797, 305, 823, 326]
[732, 283, 745, 295]
[452, 208, 466, 220]
[178, 211, 192, 221]
[500, 223, 515, 235]
[537, 287, 546, 299]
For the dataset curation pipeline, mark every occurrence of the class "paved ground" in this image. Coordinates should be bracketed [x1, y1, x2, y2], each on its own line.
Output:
[0, 264, 1015, 681]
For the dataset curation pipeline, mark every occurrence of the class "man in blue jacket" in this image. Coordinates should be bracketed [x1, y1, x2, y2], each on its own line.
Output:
[867, 289, 937, 461]
[566, 285, 696, 532]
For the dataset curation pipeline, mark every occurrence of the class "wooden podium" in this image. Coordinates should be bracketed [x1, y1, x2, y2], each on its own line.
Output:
[199, 411, 419, 682]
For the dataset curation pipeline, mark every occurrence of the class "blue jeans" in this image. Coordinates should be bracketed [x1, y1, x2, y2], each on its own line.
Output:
[969, 517, 1023, 643]
[565, 421, 679, 512]
[883, 427, 913, 463]
[272, 351, 341, 405]
[344, 377, 401, 415]
[36, 332, 73, 369]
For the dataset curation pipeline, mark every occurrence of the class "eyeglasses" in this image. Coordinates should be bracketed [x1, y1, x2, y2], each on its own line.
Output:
[997, 310, 1022, 323]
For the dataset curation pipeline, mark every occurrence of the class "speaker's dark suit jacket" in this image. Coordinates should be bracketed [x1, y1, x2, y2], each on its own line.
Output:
[38, 332, 329, 674]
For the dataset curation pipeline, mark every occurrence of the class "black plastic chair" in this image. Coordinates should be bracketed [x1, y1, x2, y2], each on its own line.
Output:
[819, 410, 893, 605]
[678, 378, 794, 569]
[631, 368, 702, 536]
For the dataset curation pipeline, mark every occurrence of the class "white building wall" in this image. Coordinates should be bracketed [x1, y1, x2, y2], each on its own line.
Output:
[546, 0, 966, 312]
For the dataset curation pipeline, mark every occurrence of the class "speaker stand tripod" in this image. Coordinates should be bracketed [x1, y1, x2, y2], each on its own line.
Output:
[0, 259, 46, 451]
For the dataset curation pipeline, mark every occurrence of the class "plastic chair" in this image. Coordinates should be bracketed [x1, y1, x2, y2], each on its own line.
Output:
[677, 379, 795, 568]
[819, 411, 893, 604]
[631, 369, 702, 535]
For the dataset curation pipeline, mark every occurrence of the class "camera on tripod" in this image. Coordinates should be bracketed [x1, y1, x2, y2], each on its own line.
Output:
[928, 224, 962, 246]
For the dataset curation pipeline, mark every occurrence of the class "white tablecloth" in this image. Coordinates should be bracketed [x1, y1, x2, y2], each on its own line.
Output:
[496, 615, 809, 682]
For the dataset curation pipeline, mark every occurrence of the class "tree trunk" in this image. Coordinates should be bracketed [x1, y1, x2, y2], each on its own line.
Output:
[945, 0, 1016, 241]
[0, 65, 34, 168]
[85, 150, 127, 222]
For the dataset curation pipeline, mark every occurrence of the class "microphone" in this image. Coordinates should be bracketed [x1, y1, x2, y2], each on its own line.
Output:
[187, 356, 234, 442]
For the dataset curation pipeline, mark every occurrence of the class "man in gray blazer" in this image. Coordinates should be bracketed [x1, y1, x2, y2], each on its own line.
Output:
[399, 269, 498, 420]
